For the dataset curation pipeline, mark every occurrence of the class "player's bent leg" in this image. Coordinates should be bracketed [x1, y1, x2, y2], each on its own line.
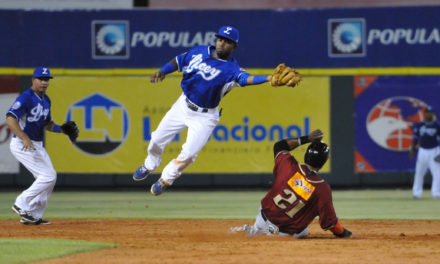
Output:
[151, 156, 194, 195]
[293, 227, 309, 238]
[429, 157, 440, 198]
[134, 103, 187, 181]
[249, 208, 277, 235]
[31, 149, 57, 219]
[21, 172, 56, 219]
[412, 150, 429, 198]
[134, 132, 183, 181]
[150, 178, 171, 196]
[133, 164, 151, 181]
[150, 114, 217, 195]
[11, 140, 57, 221]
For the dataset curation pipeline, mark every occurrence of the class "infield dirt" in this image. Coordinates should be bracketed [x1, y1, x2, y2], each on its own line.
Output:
[1, 219, 440, 264]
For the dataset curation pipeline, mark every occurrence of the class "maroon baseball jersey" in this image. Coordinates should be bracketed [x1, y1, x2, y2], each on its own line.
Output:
[261, 150, 338, 234]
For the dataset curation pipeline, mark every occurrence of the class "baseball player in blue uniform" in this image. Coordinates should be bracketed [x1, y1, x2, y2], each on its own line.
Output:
[133, 26, 274, 195]
[409, 106, 440, 199]
[6, 66, 78, 225]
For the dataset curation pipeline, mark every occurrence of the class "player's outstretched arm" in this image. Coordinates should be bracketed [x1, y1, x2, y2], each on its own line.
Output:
[246, 75, 271, 85]
[236, 72, 269, 87]
[150, 59, 178, 83]
[46, 121, 59, 132]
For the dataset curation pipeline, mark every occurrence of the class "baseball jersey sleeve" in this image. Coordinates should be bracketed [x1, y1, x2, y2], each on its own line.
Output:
[8, 94, 28, 119]
[175, 51, 189, 72]
[44, 95, 52, 125]
[273, 151, 297, 179]
[234, 69, 250, 87]
[316, 183, 339, 230]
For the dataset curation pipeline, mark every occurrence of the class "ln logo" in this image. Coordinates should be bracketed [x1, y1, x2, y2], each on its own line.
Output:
[66, 93, 129, 155]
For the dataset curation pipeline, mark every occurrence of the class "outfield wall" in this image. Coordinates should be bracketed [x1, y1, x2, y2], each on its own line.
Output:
[1, 6, 439, 188]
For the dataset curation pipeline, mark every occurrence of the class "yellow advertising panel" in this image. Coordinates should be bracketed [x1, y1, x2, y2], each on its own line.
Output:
[46, 75, 330, 173]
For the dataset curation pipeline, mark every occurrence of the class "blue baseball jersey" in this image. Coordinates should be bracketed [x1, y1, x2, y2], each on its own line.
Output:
[7, 88, 52, 141]
[175, 45, 247, 108]
[412, 121, 440, 149]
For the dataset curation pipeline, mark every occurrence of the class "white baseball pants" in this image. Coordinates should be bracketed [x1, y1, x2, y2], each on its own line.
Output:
[412, 147, 440, 198]
[248, 207, 308, 238]
[143, 94, 219, 185]
[10, 137, 57, 219]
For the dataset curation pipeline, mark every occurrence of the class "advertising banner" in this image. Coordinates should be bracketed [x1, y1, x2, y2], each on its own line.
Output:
[0, 76, 19, 173]
[0, 6, 439, 69]
[46, 76, 330, 173]
[354, 76, 440, 172]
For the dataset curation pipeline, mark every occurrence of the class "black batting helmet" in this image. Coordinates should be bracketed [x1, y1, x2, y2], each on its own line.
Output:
[304, 142, 329, 169]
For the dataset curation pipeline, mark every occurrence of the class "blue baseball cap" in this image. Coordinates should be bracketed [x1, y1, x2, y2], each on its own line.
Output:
[215, 26, 239, 44]
[33, 66, 53, 79]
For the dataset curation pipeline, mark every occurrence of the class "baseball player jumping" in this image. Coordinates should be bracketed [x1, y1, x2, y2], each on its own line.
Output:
[6, 66, 79, 225]
[409, 106, 440, 199]
[238, 129, 352, 238]
[133, 26, 301, 195]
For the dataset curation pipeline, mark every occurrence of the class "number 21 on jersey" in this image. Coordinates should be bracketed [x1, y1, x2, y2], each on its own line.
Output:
[273, 172, 316, 218]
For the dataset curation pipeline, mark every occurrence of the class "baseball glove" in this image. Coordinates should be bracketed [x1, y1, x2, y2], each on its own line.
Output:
[61, 121, 79, 142]
[435, 154, 440, 163]
[270, 63, 302, 87]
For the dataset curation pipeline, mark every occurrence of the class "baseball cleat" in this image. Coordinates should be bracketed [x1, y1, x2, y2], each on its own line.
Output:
[35, 218, 51, 225]
[133, 165, 151, 181]
[20, 218, 51, 225]
[11, 204, 22, 216]
[150, 178, 170, 196]
[12, 205, 38, 223]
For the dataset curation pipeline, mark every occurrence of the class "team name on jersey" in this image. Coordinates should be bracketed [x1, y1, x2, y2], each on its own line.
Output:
[420, 125, 437, 136]
[185, 54, 222, 81]
[27, 103, 49, 122]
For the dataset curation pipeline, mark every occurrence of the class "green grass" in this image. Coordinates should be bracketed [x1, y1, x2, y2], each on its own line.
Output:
[1, 189, 439, 220]
[0, 239, 115, 264]
[1, 189, 439, 263]
[333, 189, 440, 220]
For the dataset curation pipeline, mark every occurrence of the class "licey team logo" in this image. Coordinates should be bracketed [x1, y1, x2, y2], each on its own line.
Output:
[328, 18, 366, 57]
[366, 96, 427, 151]
[66, 93, 129, 155]
[92, 20, 129, 59]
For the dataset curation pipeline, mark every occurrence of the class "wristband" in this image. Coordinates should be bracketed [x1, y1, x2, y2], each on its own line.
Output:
[299, 136, 310, 145]
[252, 75, 268, 84]
[53, 124, 61, 133]
[237, 72, 250, 86]
[330, 221, 344, 234]
[159, 62, 176, 74]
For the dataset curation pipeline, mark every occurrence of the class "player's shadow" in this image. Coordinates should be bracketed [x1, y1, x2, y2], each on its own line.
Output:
[304, 235, 362, 239]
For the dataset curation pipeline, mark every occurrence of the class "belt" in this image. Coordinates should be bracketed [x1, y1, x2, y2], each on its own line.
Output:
[12, 135, 42, 142]
[185, 98, 208, 113]
[260, 209, 268, 221]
